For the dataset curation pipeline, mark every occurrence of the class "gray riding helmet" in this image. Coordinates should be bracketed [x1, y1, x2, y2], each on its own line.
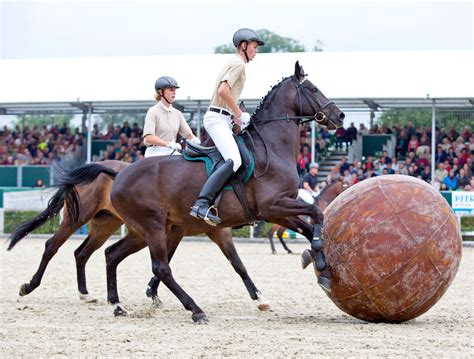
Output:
[154, 76, 180, 92]
[232, 28, 265, 47]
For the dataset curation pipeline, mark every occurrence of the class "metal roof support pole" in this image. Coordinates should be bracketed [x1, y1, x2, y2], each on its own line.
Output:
[369, 109, 375, 128]
[311, 120, 316, 165]
[430, 99, 436, 184]
[86, 103, 92, 164]
[197, 100, 202, 138]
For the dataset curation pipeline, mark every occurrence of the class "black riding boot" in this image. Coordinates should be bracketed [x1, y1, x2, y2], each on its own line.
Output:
[190, 159, 235, 226]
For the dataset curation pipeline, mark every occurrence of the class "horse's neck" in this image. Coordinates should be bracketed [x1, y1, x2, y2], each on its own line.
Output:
[251, 109, 300, 163]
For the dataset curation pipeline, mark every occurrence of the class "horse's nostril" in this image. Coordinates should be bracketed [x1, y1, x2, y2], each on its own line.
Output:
[339, 112, 345, 120]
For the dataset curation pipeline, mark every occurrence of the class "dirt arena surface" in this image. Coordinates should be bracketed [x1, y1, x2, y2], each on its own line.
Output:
[1, 237, 472, 358]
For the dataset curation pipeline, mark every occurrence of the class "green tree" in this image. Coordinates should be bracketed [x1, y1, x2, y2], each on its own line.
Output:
[214, 29, 323, 54]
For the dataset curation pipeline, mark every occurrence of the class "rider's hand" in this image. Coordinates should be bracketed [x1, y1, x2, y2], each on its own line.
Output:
[190, 137, 201, 145]
[239, 112, 251, 130]
[167, 141, 182, 151]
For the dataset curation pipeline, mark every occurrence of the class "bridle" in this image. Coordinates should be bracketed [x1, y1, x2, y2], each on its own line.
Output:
[243, 76, 341, 178]
[250, 76, 340, 129]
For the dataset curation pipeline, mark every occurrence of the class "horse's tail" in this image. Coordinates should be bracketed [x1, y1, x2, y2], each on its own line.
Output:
[7, 163, 118, 251]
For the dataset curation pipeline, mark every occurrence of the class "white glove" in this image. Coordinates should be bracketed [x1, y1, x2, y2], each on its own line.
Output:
[190, 137, 201, 145]
[167, 141, 182, 151]
[239, 112, 251, 130]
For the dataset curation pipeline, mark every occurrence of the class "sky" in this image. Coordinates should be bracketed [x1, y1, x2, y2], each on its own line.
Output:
[1, 0, 473, 59]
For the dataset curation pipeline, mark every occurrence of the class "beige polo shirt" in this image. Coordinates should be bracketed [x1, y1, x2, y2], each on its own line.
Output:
[142, 102, 192, 146]
[209, 55, 246, 110]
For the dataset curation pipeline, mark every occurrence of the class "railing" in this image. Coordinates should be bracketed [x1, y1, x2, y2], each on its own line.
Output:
[0, 165, 53, 187]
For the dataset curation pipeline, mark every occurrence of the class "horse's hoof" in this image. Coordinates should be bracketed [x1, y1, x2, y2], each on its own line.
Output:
[152, 297, 163, 308]
[318, 276, 331, 293]
[146, 286, 158, 299]
[301, 249, 313, 270]
[19, 283, 29, 296]
[287, 249, 293, 254]
[79, 293, 98, 303]
[271, 250, 277, 255]
[256, 291, 270, 311]
[113, 304, 128, 317]
[192, 312, 209, 324]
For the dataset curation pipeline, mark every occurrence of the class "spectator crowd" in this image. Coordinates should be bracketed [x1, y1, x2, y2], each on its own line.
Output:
[317, 121, 473, 192]
[1, 119, 473, 192]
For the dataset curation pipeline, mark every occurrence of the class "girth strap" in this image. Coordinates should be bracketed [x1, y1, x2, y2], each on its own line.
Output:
[230, 179, 258, 225]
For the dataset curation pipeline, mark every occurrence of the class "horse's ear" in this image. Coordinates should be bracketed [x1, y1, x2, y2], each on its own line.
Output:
[294, 61, 301, 79]
[294, 61, 307, 80]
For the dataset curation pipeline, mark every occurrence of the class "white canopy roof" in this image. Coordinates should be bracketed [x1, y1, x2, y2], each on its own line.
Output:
[0, 50, 472, 115]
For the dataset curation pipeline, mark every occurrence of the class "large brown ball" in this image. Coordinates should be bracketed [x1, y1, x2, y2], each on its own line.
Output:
[318, 175, 462, 323]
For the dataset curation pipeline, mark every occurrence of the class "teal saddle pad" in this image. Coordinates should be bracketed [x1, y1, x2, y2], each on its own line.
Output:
[182, 137, 255, 190]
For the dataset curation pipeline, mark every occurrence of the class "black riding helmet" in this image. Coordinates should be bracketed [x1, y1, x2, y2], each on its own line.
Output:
[155, 76, 180, 92]
[232, 28, 265, 62]
[154, 76, 179, 104]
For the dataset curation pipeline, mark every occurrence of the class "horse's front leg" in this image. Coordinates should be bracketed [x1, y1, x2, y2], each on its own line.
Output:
[269, 215, 331, 292]
[266, 197, 324, 225]
[206, 227, 269, 311]
[266, 197, 327, 268]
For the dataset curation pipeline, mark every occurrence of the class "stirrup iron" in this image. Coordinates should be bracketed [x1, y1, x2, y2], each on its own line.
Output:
[203, 205, 219, 226]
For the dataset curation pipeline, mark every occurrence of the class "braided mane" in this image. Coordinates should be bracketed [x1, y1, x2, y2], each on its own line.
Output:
[252, 76, 292, 118]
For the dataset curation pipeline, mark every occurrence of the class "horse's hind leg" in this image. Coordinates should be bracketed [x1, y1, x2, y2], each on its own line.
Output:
[276, 227, 293, 254]
[207, 227, 270, 311]
[19, 216, 81, 297]
[104, 232, 147, 316]
[74, 212, 123, 303]
[146, 226, 186, 304]
[149, 235, 208, 323]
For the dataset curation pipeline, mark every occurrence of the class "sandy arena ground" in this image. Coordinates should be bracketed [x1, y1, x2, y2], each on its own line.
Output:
[0, 237, 472, 358]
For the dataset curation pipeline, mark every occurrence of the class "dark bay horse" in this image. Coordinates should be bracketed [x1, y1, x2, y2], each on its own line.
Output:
[7, 160, 270, 310]
[267, 179, 348, 254]
[104, 62, 344, 322]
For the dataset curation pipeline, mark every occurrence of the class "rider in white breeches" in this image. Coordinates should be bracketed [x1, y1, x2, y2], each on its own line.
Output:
[190, 28, 265, 226]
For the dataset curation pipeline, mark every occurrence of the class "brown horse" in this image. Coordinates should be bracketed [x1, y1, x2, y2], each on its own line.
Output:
[7, 160, 269, 310]
[267, 179, 348, 254]
[102, 62, 344, 322]
[10, 65, 343, 321]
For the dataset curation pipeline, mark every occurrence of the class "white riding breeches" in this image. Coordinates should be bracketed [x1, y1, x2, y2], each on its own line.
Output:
[298, 189, 316, 204]
[203, 110, 242, 172]
[144, 146, 181, 158]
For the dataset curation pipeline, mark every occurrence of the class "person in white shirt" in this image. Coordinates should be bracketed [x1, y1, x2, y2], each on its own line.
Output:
[142, 76, 200, 157]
